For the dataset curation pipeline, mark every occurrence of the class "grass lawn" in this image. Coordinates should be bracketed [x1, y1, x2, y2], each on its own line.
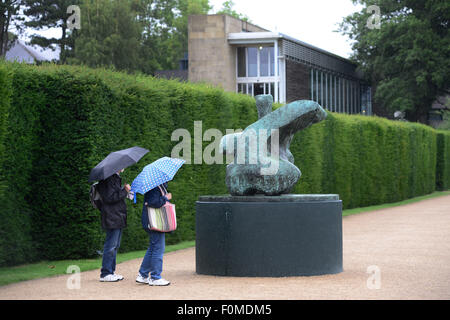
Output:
[0, 240, 194, 287]
[0, 190, 448, 287]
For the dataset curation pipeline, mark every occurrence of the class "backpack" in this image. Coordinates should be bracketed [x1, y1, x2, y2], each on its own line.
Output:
[90, 182, 103, 210]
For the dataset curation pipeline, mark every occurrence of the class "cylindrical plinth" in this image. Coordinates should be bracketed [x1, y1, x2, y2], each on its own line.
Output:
[195, 195, 342, 277]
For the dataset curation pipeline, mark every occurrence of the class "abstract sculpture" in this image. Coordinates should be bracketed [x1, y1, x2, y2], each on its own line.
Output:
[220, 95, 327, 196]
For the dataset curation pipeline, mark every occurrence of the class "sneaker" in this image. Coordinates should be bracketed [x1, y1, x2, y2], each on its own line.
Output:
[136, 274, 149, 284]
[99, 274, 121, 282]
[149, 278, 170, 286]
[114, 273, 124, 281]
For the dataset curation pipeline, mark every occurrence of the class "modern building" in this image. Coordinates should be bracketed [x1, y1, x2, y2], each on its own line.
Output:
[187, 14, 372, 115]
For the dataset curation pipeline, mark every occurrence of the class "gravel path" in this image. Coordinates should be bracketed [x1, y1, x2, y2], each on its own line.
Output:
[1, 195, 449, 300]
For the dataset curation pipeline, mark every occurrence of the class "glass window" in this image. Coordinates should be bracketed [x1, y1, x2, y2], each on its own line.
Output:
[320, 72, 323, 106]
[270, 47, 275, 76]
[315, 70, 319, 102]
[254, 82, 264, 96]
[237, 47, 246, 78]
[260, 47, 269, 77]
[248, 83, 253, 96]
[247, 47, 258, 77]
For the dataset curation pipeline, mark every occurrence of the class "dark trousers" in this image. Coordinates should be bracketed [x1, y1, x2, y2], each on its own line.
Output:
[100, 228, 123, 277]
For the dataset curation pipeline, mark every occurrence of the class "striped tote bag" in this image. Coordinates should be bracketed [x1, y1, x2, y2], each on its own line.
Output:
[147, 186, 177, 232]
[147, 202, 177, 232]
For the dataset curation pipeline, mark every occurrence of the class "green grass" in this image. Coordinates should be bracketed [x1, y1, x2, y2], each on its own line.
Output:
[0, 240, 195, 287]
[1, 190, 449, 287]
[342, 191, 450, 217]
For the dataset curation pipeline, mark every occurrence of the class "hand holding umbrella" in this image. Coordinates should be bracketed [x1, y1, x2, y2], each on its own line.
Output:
[131, 157, 185, 203]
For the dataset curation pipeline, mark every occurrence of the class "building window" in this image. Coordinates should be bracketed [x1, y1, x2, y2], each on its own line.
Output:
[236, 46, 280, 102]
[310, 67, 371, 115]
[247, 47, 258, 77]
[237, 47, 246, 77]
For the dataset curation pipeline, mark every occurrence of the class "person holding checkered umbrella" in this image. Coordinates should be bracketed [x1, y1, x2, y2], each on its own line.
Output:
[131, 157, 185, 286]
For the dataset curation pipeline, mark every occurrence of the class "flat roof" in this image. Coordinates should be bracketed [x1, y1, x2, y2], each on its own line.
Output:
[227, 31, 354, 65]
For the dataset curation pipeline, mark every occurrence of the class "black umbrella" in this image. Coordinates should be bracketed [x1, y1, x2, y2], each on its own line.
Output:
[89, 146, 149, 182]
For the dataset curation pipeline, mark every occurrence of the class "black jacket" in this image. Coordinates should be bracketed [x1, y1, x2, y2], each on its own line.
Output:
[97, 173, 128, 229]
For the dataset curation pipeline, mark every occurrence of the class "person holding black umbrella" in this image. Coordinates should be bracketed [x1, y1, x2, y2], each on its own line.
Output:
[89, 147, 149, 282]
[97, 168, 131, 282]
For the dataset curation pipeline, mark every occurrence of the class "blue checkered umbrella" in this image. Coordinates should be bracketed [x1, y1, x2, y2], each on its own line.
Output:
[131, 156, 185, 203]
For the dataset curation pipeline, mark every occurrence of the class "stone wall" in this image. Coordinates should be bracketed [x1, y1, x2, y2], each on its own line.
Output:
[188, 14, 266, 92]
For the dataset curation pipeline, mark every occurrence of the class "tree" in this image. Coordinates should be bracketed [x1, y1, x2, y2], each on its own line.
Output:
[339, 0, 450, 123]
[216, 0, 249, 22]
[22, 0, 81, 63]
[69, 0, 143, 72]
[0, 0, 22, 57]
[134, 0, 178, 74]
[69, 0, 211, 74]
[136, 0, 211, 74]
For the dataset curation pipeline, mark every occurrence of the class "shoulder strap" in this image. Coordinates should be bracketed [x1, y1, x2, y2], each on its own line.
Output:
[158, 185, 167, 195]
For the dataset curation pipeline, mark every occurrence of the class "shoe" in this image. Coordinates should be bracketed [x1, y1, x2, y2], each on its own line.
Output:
[136, 274, 149, 284]
[149, 278, 170, 286]
[114, 273, 124, 281]
[99, 274, 121, 282]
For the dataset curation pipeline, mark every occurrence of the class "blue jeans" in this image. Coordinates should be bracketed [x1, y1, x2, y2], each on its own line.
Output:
[139, 230, 165, 280]
[101, 228, 123, 277]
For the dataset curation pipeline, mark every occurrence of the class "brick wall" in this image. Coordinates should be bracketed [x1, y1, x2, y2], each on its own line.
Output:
[285, 59, 311, 103]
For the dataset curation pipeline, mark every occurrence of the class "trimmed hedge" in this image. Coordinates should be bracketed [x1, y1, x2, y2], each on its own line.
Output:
[292, 114, 437, 208]
[0, 61, 449, 266]
[436, 131, 450, 190]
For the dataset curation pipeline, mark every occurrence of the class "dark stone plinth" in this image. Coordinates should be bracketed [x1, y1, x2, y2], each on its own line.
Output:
[195, 195, 343, 277]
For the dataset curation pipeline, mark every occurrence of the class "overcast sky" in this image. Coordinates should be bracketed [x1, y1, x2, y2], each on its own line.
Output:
[209, 0, 363, 58]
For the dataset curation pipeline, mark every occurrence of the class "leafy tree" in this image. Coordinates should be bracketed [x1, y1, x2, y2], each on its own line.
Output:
[0, 0, 22, 57]
[22, 0, 81, 63]
[216, 0, 250, 22]
[68, 0, 210, 74]
[339, 0, 450, 123]
[69, 0, 143, 72]
[137, 0, 211, 74]
[134, 0, 178, 73]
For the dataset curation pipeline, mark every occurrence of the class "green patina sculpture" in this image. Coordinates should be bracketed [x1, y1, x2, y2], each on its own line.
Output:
[220, 95, 327, 196]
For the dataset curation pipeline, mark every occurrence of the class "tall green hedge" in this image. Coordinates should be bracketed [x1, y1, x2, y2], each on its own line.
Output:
[436, 131, 450, 190]
[291, 114, 437, 208]
[0, 63, 38, 265]
[0, 61, 448, 266]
